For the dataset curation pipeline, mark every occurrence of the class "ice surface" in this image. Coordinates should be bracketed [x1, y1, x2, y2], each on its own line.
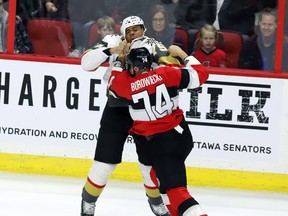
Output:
[0, 172, 287, 216]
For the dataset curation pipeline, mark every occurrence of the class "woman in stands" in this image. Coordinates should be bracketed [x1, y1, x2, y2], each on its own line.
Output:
[191, 24, 226, 67]
[145, 4, 183, 49]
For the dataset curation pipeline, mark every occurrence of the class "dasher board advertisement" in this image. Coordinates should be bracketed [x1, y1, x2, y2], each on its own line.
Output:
[1, 60, 287, 174]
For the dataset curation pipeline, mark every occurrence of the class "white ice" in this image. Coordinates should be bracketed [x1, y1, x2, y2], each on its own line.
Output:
[0, 172, 287, 216]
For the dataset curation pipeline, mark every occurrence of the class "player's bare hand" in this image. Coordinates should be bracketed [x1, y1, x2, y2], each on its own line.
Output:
[168, 45, 183, 57]
[111, 41, 129, 55]
[122, 42, 131, 55]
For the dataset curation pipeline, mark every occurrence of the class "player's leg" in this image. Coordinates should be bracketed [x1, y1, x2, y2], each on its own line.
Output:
[81, 104, 131, 215]
[134, 134, 171, 216]
[149, 119, 208, 216]
[81, 104, 168, 216]
[81, 161, 116, 215]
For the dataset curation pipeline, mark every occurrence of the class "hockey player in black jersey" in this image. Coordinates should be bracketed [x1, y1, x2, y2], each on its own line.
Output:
[80, 16, 180, 216]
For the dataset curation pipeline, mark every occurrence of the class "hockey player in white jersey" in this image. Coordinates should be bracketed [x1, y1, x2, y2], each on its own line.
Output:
[80, 16, 180, 216]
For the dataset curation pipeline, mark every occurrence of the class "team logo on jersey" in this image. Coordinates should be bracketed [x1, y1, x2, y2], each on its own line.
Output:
[146, 38, 156, 45]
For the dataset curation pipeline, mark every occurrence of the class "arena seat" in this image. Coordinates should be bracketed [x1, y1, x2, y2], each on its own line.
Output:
[27, 19, 73, 56]
[194, 30, 243, 68]
[83, 21, 121, 49]
[71, 21, 86, 50]
[175, 28, 189, 53]
[187, 28, 199, 54]
[83, 21, 100, 48]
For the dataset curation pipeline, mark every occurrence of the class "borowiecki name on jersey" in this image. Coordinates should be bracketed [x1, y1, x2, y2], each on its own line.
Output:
[131, 74, 163, 92]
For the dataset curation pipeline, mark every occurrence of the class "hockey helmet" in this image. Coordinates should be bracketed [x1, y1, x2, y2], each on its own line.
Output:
[126, 47, 152, 77]
[120, 16, 146, 38]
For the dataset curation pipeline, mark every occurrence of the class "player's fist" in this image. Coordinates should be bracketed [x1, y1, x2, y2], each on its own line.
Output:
[168, 45, 188, 60]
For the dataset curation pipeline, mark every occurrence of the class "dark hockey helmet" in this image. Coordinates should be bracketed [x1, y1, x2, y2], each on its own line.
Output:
[126, 47, 152, 77]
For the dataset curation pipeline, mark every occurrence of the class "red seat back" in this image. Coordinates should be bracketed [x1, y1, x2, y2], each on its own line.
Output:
[84, 21, 121, 49]
[27, 19, 73, 56]
[83, 21, 100, 48]
[175, 28, 189, 53]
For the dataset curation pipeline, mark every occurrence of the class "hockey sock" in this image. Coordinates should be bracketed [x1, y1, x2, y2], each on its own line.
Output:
[82, 177, 105, 202]
[139, 163, 161, 199]
[161, 193, 178, 216]
[82, 160, 116, 202]
[182, 205, 208, 216]
[167, 186, 199, 215]
[139, 163, 170, 212]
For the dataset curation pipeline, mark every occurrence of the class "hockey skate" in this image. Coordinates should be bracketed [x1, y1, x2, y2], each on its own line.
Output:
[81, 199, 95, 216]
[149, 202, 171, 216]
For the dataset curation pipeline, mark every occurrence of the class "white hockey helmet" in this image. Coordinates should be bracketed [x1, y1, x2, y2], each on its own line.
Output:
[120, 16, 146, 38]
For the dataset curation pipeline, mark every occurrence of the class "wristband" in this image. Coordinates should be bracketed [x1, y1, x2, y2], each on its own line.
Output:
[183, 56, 190, 64]
[113, 60, 123, 68]
[103, 48, 112, 56]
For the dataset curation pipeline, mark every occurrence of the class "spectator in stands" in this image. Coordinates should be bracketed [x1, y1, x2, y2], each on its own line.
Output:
[0, 0, 32, 53]
[216, 0, 277, 36]
[39, 0, 82, 57]
[239, 8, 288, 71]
[146, 4, 183, 48]
[96, 16, 115, 42]
[16, 0, 43, 26]
[285, 4, 288, 35]
[68, 0, 101, 24]
[91, 0, 151, 24]
[174, 0, 215, 31]
[192, 24, 226, 67]
[158, 0, 179, 25]
[43, 0, 69, 20]
[175, 0, 277, 36]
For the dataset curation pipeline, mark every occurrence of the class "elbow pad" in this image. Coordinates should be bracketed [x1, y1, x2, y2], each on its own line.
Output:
[81, 47, 109, 71]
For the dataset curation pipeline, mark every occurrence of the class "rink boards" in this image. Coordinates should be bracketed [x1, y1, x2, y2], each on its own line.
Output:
[0, 59, 288, 193]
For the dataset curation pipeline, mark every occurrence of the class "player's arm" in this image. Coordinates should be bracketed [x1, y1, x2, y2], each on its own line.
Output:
[168, 45, 209, 88]
[129, 37, 181, 67]
[155, 41, 181, 67]
[81, 43, 110, 71]
[81, 35, 126, 71]
[107, 60, 130, 107]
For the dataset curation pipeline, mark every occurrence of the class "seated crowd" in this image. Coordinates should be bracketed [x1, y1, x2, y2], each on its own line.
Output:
[2, 0, 287, 72]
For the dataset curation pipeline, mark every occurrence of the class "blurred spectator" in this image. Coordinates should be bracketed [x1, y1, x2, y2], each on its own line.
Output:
[90, 0, 151, 24]
[16, 0, 43, 26]
[239, 8, 288, 71]
[146, 4, 183, 48]
[286, 4, 288, 35]
[192, 24, 226, 67]
[68, 0, 102, 24]
[158, 0, 179, 25]
[41, 1, 81, 57]
[43, 0, 69, 20]
[174, 0, 277, 35]
[217, 0, 277, 36]
[174, 0, 216, 30]
[96, 16, 115, 42]
[0, 0, 32, 53]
